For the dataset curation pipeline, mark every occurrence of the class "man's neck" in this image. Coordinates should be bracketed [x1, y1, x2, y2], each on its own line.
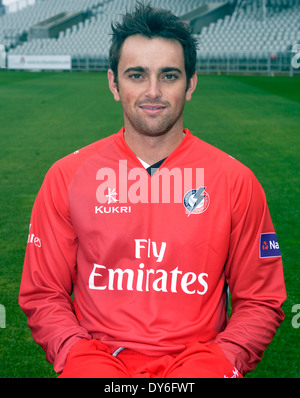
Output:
[123, 128, 185, 165]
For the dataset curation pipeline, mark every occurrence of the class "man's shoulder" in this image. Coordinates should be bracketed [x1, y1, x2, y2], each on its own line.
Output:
[63, 134, 114, 162]
[187, 131, 263, 198]
[190, 133, 251, 174]
[45, 134, 116, 184]
[56, 134, 114, 166]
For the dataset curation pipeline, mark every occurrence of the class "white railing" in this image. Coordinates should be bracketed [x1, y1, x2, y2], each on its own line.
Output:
[70, 51, 300, 76]
[196, 51, 300, 76]
[3, 50, 300, 75]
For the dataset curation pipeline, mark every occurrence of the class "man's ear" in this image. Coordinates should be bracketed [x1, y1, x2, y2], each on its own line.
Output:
[185, 72, 198, 102]
[107, 69, 120, 101]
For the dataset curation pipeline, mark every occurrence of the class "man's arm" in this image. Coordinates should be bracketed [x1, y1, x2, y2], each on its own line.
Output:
[215, 168, 286, 376]
[19, 162, 91, 374]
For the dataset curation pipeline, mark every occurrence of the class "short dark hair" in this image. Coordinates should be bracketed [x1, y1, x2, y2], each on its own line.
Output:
[108, 2, 198, 86]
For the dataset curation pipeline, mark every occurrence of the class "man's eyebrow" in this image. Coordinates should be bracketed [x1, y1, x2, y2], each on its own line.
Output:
[123, 66, 183, 75]
[160, 67, 183, 75]
[123, 66, 148, 75]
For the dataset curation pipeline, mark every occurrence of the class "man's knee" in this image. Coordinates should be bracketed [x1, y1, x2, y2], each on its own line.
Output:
[58, 339, 130, 378]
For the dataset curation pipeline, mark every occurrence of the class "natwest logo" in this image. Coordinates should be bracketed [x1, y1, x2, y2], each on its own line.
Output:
[259, 233, 281, 258]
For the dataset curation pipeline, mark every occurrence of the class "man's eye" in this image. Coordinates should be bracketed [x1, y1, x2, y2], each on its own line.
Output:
[164, 74, 178, 81]
[129, 74, 142, 80]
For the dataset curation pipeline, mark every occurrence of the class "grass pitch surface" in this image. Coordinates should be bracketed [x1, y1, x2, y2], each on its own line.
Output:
[0, 70, 299, 378]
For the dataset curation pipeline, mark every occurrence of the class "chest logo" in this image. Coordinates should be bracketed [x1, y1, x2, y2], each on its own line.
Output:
[183, 187, 210, 216]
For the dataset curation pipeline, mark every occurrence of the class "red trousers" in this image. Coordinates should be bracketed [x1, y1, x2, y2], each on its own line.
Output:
[58, 339, 242, 378]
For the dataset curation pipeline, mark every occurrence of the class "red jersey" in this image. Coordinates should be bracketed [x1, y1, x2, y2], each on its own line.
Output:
[19, 128, 286, 375]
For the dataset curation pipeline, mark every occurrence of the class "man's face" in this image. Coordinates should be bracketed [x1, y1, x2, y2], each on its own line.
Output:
[108, 35, 197, 138]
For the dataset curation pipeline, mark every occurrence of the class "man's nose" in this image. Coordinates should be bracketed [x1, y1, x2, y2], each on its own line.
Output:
[144, 77, 162, 100]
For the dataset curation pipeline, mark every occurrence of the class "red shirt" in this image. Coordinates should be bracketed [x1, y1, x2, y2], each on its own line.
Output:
[19, 128, 286, 375]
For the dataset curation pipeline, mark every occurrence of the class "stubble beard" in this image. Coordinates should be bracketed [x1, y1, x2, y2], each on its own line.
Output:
[124, 99, 186, 138]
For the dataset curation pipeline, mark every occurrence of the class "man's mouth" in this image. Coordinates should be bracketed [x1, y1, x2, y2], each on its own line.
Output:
[138, 104, 167, 115]
[140, 105, 166, 110]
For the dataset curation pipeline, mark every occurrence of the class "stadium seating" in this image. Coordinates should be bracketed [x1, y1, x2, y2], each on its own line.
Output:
[0, 0, 103, 49]
[3, 0, 231, 56]
[197, 4, 300, 57]
[1, 0, 299, 70]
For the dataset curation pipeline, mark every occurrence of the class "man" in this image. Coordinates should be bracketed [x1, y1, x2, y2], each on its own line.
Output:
[19, 3, 286, 378]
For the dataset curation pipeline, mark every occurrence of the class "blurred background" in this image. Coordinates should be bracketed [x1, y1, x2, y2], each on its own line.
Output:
[0, 0, 299, 75]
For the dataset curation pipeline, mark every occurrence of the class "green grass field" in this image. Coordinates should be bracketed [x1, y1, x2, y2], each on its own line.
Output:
[0, 70, 299, 378]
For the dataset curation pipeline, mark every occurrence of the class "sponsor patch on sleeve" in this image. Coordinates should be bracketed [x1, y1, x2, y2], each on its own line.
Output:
[260, 233, 281, 258]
